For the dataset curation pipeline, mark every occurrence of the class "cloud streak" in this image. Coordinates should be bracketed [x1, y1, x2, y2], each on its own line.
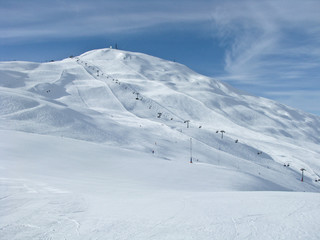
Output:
[0, 0, 211, 41]
[211, 0, 320, 84]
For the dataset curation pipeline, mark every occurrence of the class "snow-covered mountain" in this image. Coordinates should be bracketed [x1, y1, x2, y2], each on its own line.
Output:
[1, 48, 319, 185]
[1, 48, 320, 239]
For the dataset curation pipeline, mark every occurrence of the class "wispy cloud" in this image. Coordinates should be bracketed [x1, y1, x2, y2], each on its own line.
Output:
[210, 0, 320, 85]
[0, 0, 211, 41]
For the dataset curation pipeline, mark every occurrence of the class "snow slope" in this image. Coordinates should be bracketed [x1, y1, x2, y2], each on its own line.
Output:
[1, 48, 320, 239]
[1, 130, 320, 239]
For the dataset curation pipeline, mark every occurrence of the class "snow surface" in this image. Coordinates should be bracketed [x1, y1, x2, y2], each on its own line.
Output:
[1, 48, 320, 239]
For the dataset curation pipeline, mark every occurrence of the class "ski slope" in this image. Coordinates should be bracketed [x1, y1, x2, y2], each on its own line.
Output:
[1, 130, 320, 239]
[1, 48, 320, 239]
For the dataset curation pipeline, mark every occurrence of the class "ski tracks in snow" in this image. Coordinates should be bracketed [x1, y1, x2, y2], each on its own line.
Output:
[120, 197, 187, 240]
[0, 177, 87, 239]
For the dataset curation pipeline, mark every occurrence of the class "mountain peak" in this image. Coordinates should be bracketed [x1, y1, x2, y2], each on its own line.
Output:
[1, 48, 320, 192]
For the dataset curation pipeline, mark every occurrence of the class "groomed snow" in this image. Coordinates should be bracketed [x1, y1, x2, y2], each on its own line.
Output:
[1, 130, 320, 239]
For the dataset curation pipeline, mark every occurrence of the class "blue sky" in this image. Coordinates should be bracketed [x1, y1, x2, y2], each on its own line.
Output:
[1, 0, 320, 115]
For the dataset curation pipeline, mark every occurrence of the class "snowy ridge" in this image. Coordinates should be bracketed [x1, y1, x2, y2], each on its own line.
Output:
[1, 48, 320, 239]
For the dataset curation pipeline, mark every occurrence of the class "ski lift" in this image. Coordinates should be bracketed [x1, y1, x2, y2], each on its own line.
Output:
[215, 130, 225, 139]
[184, 120, 190, 128]
[157, 113, 162, 118]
